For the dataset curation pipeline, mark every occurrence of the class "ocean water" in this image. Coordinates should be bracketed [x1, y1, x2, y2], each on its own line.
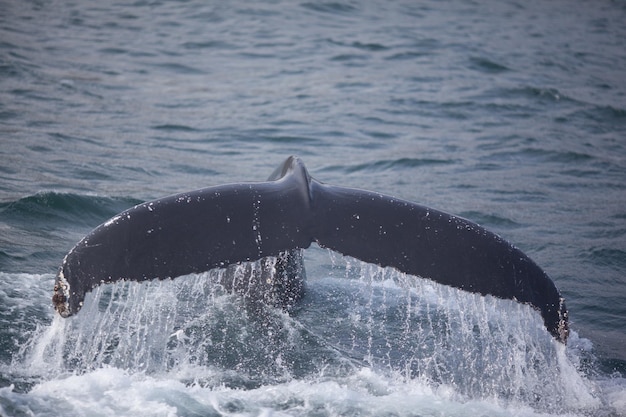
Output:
[1, 0, 625, 416]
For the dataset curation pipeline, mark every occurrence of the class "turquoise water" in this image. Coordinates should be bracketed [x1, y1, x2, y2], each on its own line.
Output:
[1, 0, 625, 415]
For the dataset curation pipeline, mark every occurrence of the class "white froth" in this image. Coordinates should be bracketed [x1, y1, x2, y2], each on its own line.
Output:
[1, 366, 611, 417]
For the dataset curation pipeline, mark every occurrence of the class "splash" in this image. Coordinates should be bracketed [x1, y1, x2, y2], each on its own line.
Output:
[8, 253, 606, 415]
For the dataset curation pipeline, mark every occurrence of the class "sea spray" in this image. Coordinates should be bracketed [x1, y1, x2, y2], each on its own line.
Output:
[8, 254, 602, 415]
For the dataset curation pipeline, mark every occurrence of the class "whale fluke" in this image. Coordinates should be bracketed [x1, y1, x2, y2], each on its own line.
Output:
[53, 156, 568, 343]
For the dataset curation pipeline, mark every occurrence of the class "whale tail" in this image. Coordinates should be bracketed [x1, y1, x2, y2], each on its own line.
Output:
[53, 156, 568, 343]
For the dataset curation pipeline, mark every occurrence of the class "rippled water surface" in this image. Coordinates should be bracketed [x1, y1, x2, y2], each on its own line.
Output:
[1, 0, 625, 416]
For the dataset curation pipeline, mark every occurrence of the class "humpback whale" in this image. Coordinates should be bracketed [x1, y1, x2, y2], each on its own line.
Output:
[53, 156, 568, 343]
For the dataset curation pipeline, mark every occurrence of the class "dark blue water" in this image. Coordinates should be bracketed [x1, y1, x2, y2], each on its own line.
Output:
[1, 0, 625, 415]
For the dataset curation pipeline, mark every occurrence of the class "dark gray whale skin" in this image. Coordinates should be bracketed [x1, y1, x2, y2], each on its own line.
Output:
[53, 156, 568, 343]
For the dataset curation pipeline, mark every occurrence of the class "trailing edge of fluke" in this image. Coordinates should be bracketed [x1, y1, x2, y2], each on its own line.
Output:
[53, 156, 569, 343]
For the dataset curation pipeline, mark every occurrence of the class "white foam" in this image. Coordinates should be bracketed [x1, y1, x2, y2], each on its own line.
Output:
[606, 381, 626, 416]
[0, 366, 601, 417]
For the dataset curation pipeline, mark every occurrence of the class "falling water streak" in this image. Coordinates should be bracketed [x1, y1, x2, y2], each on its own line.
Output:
[380, 270, 392, 368]
[365, 264, 374, 367]
[10, 254, 602, 413]
[329, 256, 600, 412]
